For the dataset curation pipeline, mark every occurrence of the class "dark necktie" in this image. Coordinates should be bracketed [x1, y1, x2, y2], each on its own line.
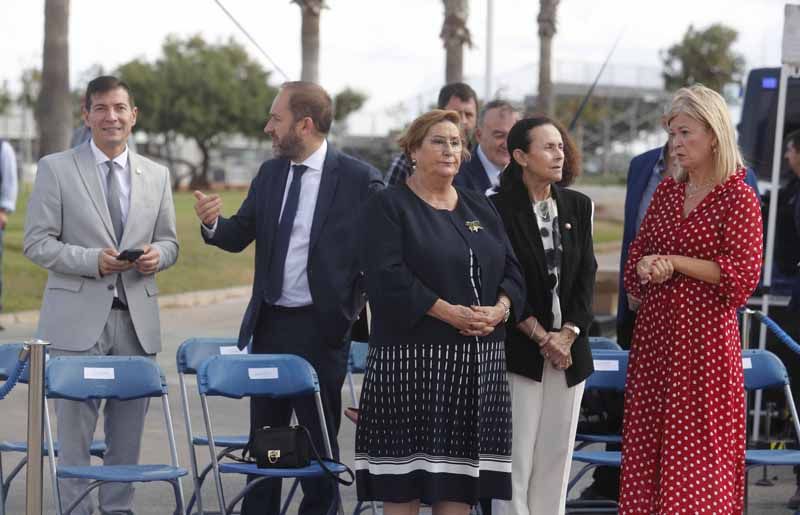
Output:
[265, 164, 308, 304]
[105, 161, 127, 304]
[106, 161, 124, 242]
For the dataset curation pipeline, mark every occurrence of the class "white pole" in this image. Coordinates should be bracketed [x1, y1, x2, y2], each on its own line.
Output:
[485, 0, 494, 100]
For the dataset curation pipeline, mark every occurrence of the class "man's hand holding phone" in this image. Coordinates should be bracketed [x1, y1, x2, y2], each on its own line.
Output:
[133, 245, 160, 275]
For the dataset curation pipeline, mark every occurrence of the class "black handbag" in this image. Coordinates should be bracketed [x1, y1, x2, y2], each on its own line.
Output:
[228, 425, 354, 485]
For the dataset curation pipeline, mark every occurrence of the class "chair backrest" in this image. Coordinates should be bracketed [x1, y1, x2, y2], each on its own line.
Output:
[742, 349, 790, 391]
[0, 342, 26, 382]
[46, 356, 166, 400]
[176, 337, 243, 375]
[197, 354, 319, 399]
[348, 341, 369, 374]
[589, 337, 623, 351]
[586, 350, 629, 391]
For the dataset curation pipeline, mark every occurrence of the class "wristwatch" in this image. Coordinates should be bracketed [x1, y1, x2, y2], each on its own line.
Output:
[563, 324, 581, 337]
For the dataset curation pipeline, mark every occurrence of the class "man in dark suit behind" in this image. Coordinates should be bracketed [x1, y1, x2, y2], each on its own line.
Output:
[194, 81, 383, 515]
[454, 99, 519, 195]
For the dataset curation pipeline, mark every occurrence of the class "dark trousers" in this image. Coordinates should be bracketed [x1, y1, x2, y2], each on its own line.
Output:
[241, 304, 350, 515]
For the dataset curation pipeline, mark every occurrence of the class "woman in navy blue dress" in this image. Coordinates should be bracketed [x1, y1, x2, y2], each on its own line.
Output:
[355, 109, 526, 515]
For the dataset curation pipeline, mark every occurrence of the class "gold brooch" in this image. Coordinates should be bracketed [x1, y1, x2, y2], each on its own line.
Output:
[466, 220, 483, 232]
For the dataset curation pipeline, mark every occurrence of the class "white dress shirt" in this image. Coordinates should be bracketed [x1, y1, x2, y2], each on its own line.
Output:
[0, 141, 18, 213]
[90, 139, 131, 226]
[276, 139, 326, 306]
[203, 140, 327, 307]
[476, 145, 503, 196]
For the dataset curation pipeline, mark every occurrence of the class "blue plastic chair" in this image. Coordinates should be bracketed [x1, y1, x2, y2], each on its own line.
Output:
[44, 356, 187, 515]
[588, 337, 623, 351]
[567, 350, 629, 513]
[0, 344, 107, 515]
[742, 349, 800, 511]
[197, 354, 349, 515]
[176, 337, 249, 515]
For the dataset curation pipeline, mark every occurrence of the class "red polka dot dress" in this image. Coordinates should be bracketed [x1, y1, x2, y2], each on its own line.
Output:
[619, 168, 763, 514]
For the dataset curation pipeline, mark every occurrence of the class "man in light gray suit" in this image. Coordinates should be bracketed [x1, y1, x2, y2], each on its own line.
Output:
[23, 75, 178, 515]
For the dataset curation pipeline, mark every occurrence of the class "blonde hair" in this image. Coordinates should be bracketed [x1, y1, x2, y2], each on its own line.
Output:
[666, 84, 743, 184]
[397, 109, 470, 163]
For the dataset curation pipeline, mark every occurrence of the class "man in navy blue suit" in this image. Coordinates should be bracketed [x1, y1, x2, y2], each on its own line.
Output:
[579, 140, 760, 501]
[194, 81, 383, 515]
[454, 99, 519, 195]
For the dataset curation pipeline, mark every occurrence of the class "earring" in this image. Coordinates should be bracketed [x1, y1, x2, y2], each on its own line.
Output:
[411, 158, 417, 170]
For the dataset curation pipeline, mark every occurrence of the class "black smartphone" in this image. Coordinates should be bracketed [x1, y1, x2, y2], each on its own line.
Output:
[116, 248, 145, 262]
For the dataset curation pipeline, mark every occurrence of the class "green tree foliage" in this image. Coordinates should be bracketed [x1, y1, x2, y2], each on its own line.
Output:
[117, 35, 277, 188]
[333, 87, 367, 123]
[661, 23, 745, 93]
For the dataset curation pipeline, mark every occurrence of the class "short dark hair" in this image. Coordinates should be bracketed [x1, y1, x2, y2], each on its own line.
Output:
[84, 76, 134, 111]
[500, 116, 582, 190]
[787, 129, 800, 151]
[281, 81, 333, 134]
[437, 82, 478, 110]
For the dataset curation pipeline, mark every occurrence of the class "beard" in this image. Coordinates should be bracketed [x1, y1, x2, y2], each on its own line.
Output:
[272, 128, 304, 160]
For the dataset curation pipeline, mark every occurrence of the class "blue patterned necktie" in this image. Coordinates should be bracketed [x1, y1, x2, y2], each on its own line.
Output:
[265, 164, 308, 304]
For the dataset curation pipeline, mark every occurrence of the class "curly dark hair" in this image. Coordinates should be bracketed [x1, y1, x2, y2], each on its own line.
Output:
[499, 116, 581, 192]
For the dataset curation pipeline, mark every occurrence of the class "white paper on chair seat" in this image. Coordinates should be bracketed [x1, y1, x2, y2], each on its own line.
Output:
[743, 358, 753, 369]
[220, 346, 247, 355]
[84, 367, 115, 380]
[594, 360, 619, 372]
[248, 367, 278, 379]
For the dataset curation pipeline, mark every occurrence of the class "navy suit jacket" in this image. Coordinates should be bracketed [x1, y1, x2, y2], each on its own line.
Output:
[203, 145, 383, 349]
[453, 149, 492, 194]
[617, 146, 760, 325]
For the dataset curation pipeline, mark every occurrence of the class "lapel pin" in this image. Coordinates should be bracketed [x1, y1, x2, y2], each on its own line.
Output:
[565, 222, 572, 230]
[465, 220, 483, 232]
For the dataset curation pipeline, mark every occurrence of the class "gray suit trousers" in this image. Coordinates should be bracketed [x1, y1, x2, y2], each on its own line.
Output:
[50, 309, 151, 515]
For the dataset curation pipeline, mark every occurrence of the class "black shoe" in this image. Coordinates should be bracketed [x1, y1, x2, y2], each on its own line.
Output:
[788, 486, 800, 509]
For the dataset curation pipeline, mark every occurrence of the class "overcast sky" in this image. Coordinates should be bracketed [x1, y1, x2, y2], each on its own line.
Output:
[0, 0, 790, 134]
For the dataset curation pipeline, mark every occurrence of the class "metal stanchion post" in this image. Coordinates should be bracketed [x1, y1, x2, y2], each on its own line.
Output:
[24, 339, 49, 515]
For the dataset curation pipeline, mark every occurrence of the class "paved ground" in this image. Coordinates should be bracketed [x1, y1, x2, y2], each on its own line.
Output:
[1, 291, 799, 513]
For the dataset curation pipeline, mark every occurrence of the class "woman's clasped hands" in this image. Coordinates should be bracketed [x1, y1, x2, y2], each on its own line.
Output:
[447, 303, 506, 337]
[636, 254, 674, 285]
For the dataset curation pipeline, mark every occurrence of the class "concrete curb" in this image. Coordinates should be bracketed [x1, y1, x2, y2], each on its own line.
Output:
[0, 285, 251, 328]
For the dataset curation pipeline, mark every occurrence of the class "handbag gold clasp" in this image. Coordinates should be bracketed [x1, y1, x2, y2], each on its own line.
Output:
[268, 450, 281, 464]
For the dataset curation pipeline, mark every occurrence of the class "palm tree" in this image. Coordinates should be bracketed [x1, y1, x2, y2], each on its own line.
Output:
[293, 0, 325, 84]
[37, 0, 72, 157]
[537, 0, 559, 116]
[440, 0, 471, 84]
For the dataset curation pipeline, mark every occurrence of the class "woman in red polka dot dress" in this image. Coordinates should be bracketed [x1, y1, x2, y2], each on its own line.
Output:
[619, 84, 763, 514]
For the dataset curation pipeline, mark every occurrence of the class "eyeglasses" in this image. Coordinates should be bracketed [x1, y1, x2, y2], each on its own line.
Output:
[427, 137, 462, 150]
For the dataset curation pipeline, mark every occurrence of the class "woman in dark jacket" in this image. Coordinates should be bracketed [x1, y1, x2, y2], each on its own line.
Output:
[490, 116, 597, 515]
[355, 109, 526, 515]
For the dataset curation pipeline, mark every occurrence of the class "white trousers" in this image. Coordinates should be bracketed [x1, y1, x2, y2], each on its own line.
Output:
[493, 363, 585, 515]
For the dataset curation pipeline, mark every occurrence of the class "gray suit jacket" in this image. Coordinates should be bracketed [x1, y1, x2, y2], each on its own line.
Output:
[23, 141, 178, 353]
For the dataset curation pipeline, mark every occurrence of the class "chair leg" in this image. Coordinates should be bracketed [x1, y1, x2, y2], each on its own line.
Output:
[62, 480, 104, 515]
[171, 478, 186, 515]
[280, 478, 300, 515]
[0, 452, 6, 515]
[226, 476, 273, 515]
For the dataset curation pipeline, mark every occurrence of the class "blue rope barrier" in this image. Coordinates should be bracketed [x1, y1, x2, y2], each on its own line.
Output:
[751, 311, 800, 356]
[0, 356, 28, 400]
